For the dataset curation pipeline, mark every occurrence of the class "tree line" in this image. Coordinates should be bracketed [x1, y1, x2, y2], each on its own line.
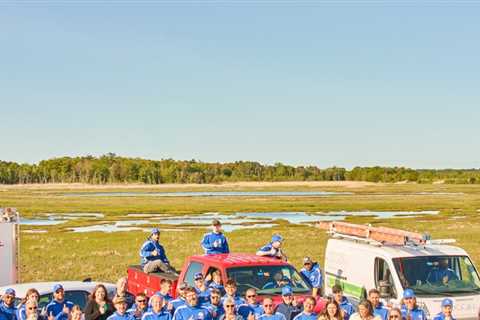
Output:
[0, 153, 479, 184]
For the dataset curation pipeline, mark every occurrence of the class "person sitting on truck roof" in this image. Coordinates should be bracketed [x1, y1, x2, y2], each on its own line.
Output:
[349, 300, 381, 320]
[432, 298, 455, 320]
[300, 257, 322, 298]
[141, 295, 171, 320]
[207, 271, 225, 295]
[16, 288, 40, 320]
[84, 284, 115, 320]
[274, 286, 302, 320]
[292, 296, 317, 320]
[367, 289, 388, 320]
[193, 273, 211, 304]
[318, 298, 342, 320]
[107, 296, 134, 320]
[238, 289, 263, 320]
[201, 220, 230, 255]
[172, 287, 212, 320]
[140, 228, 177, 275]
[45, 284, 75, 320]
[331, 285, 354, 320]
[256, 235, 287, 261]
[218, 297, 245, 320]
[426, 258, 458, 285]
[169, 283, 189, 314]
[127, 293, 148, 320]
[400, 289, 427, 320]
[114, 278, 134, 310]
[0, 288, 17, 320]
[221, 280, 246, 308]
[202, 288, 225, 320]
[257, 298, 286, 320]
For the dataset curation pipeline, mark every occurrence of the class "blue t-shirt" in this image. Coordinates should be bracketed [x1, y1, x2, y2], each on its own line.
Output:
[201, 232, 229, 255]
[257, 243, 281, 259]
[433, 312, 456, 320]
[201, 303, 225, 320]
[195, 288, 211, 304]
[401, 306, 427, 320]
[338, 297, 354, 320]
[107, 312, 135, 320]
[0, 302, 17, 320]
[258, 313, 286, 320]
[300, 264, 322, 288]
[238, 304, 263, 320]
[373, 303, 388, 320]
[173, 305, 212, 320]
[293, 312, 317, 320]
[45, 300, 74, 320]
[142, 310, 172, 320]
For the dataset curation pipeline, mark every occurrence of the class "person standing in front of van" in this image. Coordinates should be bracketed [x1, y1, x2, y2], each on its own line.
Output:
[332, 285, 354, 320]
[256, 235, 287, 261]
[432, 299, 455, 320]
[349, 300, 381, 320]
[300, 257, 322, 298]
[0, 288, 17, 320]
[275, 287, 302, 320]
[367, 289, 388, 320]
[400, 289, 427, 320]
[292, 297, 317, 320]
[46, 284, 74, 320]
[201, 219, 230, 255]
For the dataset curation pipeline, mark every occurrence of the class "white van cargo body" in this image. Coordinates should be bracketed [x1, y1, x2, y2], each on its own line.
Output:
[322, 222, 480, 320]
[0, 208, 19, 286]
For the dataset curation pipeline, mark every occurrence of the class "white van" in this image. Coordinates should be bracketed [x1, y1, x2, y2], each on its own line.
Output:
[323, 226, 480, 320]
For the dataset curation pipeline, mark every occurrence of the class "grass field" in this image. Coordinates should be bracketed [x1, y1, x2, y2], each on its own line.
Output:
[1, 182, 480, 284]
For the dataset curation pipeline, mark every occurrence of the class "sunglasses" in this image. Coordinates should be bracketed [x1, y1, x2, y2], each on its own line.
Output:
[390, 316, 401, 319]
[28, 307, 38, 310]
[225, 305, 235, 308]
[137, 300, 147, 303]
[264, 305, 273, 307]
[247, 295, 257, 298]
[211, 296, 220, 299]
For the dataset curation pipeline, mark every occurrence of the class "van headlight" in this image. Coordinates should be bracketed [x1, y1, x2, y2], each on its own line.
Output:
[417, 302, 430, 318]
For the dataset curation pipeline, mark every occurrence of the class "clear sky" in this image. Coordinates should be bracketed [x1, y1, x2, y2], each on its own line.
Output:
[1, 2, 479, 169]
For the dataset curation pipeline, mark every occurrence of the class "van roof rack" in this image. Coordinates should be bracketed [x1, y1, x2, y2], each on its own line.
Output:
[317, 221, 431, 246]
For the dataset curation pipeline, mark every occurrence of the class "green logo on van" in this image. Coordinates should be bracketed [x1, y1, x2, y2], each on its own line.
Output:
[327, 275, 365, 299]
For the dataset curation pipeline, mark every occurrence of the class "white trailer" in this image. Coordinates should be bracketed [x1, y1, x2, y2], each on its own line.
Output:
[0, 208, 19, 286]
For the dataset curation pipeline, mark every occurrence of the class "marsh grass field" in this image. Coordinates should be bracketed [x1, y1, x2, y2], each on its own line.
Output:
[2, 181, 480, 283]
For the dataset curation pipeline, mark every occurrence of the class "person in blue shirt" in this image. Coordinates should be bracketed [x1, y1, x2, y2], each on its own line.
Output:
[256, 235, 287, 261]
[258, 298, 286, 320]
[400, 289, 427, 320]
[172, 288, 212, 320]
[45, 284, 74, 320]
[367, 289, 388, 320]
[0, 288, 17, 320]
[156, 279, 174, 304]
[207, 271, 225, 296]
[300, 257, 322, 298]
[16, 288, 40, 320]
[238, 289, 263, 320]
[142, 296, 171, 320]
[127, 294, 148, 320]
[427, 259, 458, 285]
[221, 280, 245, 308]
[433, 299, 455, 320]
[201, 220, 230, 255]
[194, 273, 211, 304]
[170, 283, 189, 315]
[140, 228, 177, 275]
[275, 287, 301, 320]
[332, 285, 354, 320]
[292, 297, 317, 320]
[108, 297, 134, 320]
[263, 273, 291, 290]
[201, 289, 224, 320]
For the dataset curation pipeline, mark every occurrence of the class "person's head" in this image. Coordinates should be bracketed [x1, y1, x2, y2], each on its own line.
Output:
[303, 297, 316, 314]
[185, 287, 198, 307]
[281, 286, 294, 305]
[441, 299, 453, 317]
[91, 284, 109, 302]
[23, 288, 40, 304]
[225, 279, 237, 296]
[135, 293, 147, 311]
[53, 284, 65, 302]
[439, 258, 449, 269]
[262, 298, 275, 315]
[212, 219, 222, 233]
[212, 270, 222, 284]
[271, 235, 283, 249]
[150, 295, 164, 313]
[150, 228, 160, 242]
[25, 300, 38, 317]
[358, 300, 374, 319]
[113, 296, 128, 315]
[71, 305, 82, 320]
[303, 257, 314, 271]
[210, 288, 221, 306]
[323, 299, 341, 319]
[402, 289, 416, 310]
[332, 285, 344, 303]
[368, 289, 380, 308]
[194, 272, 205, 288]
[274, 272, 284, 284]
[116, 277, 128, 294]
[223, 297, 236, 315]
[245, 288, 257, 304]
[2, 288, 16, 307]
[160, 279, 172, 293]
[178, 282, 188, 298]
[388, 308, 402, 320]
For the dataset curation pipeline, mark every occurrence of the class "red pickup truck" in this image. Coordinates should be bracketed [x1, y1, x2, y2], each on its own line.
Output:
[127, 253, 325, 311]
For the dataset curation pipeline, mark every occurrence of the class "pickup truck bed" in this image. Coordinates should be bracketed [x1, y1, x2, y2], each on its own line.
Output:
[127, 265, 178, 297]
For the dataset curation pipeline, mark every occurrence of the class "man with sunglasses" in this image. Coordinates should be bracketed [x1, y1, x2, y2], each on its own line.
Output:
[194, 273, 211, 304]
[433, 299, 455, 320]
[202, 289, 224, 320]
[274, 286, 301, 320]
[238, 289, 263, 320]
[300, 257, 322, 298]
[400, 289, 426, 320]
[172, 288, 211, 320]
[141, 295, 171, 320]
[45, 285, 74, 320]
[367, 289, 388, 320]
[127, 294, 148, 320]
[0, 288, 17, 320]
[258, 298, 285, 320]
[24, 300, 46, 320]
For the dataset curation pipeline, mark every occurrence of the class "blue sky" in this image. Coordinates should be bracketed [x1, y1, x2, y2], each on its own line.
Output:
[1, 3, 479, 169]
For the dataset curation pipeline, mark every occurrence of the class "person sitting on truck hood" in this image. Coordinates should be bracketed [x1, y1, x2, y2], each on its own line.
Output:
[274, 286, 302, 320]
[400, 289, 427, 320]
[367, 289, 388, 320]
[172, 288, 212, 320]
[300, 257, 322, 298]
[332, 285, 354, 320]
[114, 278, 134, 310]
[432, 298, 455, 320]
[16, 288, 40, 320]
[127, 293, 148, 320]
[140, 228, 177, 275]
[45, 284, 74, 320]
[201, 220, 230, 255]
[194, 273, 212, 304]
[0, 288, 17, 320]
[256, 235, 287, 261]
[142, 295, 171, 320]
[257, 298, 286, 320]
[202, 289, 225, 320]
[238, 289, 263, 320]
[292, 296, 317, 320]
[108, 297, 134, 320]
[427, 259, 458, 285]
[221, 280, 246, 308]
[207, 271, 225, 296]
[170, 283, 189, 314]
[349, 300, 381, 320]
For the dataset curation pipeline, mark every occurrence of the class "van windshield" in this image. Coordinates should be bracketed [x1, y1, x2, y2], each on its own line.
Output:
[393, 255, 480, 296]
[226, 265, 311, 296]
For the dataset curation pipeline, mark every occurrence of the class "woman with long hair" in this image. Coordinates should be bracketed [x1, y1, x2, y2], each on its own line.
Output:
[350, 300, 381, 320]
[84, 284, 114, 320]
[17, 289, 41, 320]
[318, 298, 343, 320]
[387, 308, 402, 320]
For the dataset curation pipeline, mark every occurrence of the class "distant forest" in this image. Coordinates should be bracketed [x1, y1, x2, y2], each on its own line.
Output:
[0, 153, 479, 184]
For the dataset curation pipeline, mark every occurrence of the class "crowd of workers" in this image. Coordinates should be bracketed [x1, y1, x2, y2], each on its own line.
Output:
[1, 219, 457, 320]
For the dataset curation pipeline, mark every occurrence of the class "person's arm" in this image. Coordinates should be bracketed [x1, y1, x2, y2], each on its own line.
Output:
[140, 242, 154, 259]
[201, 234, 213, 252]
[84, 301, 102, 320]
[159, 245, 170, 265]
[224, 236, 230, 254]
[256, 245, 271, 256]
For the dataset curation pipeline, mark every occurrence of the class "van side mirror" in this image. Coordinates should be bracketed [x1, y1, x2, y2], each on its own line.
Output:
[378, 280, 393, 298]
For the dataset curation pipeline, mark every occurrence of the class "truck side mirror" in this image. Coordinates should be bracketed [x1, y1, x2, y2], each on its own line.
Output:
[378, 280, 393, 298]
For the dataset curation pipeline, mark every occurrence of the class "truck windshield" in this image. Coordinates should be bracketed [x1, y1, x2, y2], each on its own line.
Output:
[226, 265, 311, 296]
[393, 255, 480, 296]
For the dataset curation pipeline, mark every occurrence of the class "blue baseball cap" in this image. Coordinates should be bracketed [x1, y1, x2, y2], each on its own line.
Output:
[53, 284, 64, 292]
[4, 288, 15, 296]
[272, 235, 283, 242]
[282, 286, 293, 296]
[441, 298, 453, 307]
[151, 228, 160, 234]
[403, 288, 415, 299]
[194, 272, 203, 281]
